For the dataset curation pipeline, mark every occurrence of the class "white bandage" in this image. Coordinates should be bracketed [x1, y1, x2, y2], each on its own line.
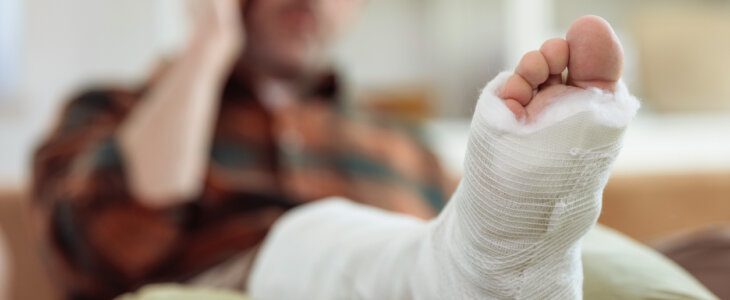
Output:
[248, 72, 640, 299]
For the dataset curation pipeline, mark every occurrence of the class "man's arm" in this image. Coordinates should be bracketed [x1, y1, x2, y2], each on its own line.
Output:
[30, 2, 246, 298]
[118, 0, 244, 207]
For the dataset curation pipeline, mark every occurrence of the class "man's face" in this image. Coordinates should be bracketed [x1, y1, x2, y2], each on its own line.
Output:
[243, 0, 367, 76]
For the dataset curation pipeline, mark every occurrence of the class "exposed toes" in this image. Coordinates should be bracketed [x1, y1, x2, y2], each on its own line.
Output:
[499, 74, 534, 106]
[500, 16, 624, 121]
[540, 38, 570, 75]
[515, 50, 550, 89]
[501, 50, 550, 116]
[565, 15, 624, 91]
[542, 74, 564, 87]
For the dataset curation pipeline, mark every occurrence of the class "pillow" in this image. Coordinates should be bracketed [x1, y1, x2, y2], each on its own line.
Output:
[583, 224, 718, 299]
[117, 284, 251, 300]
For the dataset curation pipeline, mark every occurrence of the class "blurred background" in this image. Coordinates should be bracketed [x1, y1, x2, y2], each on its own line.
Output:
[1, 0, 729, 299]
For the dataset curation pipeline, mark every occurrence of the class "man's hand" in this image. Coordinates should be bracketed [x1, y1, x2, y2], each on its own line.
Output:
[119, 0, 248, 207]
[188, 0, 246, 78]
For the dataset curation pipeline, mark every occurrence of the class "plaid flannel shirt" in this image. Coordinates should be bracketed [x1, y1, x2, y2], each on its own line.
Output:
[31, 70, 452, 300]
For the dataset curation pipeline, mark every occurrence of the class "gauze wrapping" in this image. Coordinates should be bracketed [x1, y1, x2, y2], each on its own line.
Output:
[248, 72, 640, 300]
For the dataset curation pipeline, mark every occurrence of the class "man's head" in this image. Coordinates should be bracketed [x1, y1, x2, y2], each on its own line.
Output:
[242, 0, 367, 78]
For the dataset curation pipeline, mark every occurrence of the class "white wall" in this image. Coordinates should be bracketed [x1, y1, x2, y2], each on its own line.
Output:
[0, 0, 187, 187]
[333, 0, 506, 116]
[0, 0, 23, 100]
[0, 0, 513, 187]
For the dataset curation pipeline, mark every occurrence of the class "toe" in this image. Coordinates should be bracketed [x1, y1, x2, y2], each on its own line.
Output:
[565, 15, 624, 91]
[539, 38, 569, 75]
[504, 99, 527, 120]
[542, 74, 564, 87]
[515, 50, 550, 89]
[499, 74, 534, 106]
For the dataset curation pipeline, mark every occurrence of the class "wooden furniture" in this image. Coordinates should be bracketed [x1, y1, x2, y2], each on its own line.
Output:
[0, 188, 60, 300]
[600, 172, 730, 243]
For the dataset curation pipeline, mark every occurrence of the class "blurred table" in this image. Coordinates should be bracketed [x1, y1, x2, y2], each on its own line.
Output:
[426, 112, 730, 175]
[612, 112, 730, 174]
[425, 112, 730, 242]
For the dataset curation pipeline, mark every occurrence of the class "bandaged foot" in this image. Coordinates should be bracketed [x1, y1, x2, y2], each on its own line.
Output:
[248, 16, 639, 300]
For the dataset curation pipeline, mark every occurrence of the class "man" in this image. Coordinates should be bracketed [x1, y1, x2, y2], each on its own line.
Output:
[32, 1, 446, 298]
[32, 0, 641, 299]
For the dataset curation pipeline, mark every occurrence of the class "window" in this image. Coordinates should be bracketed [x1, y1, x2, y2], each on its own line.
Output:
[0, 0, 22, 102]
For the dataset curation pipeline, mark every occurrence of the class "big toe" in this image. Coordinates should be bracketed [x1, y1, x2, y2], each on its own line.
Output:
[566, 15, 624, 91]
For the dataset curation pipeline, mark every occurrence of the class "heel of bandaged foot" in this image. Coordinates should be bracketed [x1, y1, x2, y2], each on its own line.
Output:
[423, 71, 640, 299]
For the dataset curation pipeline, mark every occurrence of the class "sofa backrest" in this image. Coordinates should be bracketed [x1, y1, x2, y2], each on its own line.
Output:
[0, 188, 60, 300]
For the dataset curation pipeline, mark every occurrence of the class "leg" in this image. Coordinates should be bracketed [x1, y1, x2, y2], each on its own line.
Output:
[248, 16, 639, 300]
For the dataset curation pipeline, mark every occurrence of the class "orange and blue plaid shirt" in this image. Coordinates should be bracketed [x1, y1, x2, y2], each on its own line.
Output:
[31, 71, 452, 299]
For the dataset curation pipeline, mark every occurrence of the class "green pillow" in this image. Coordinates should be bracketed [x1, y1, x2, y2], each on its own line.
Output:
[117, 284, 251, 300]
[583, 225, 718, 299]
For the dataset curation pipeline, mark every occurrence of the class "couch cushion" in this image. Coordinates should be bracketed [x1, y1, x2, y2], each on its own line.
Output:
[584, 225, 718, 299]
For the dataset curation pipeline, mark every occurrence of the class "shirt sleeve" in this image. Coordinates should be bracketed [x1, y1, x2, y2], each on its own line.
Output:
[31, 88, 184, 299]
